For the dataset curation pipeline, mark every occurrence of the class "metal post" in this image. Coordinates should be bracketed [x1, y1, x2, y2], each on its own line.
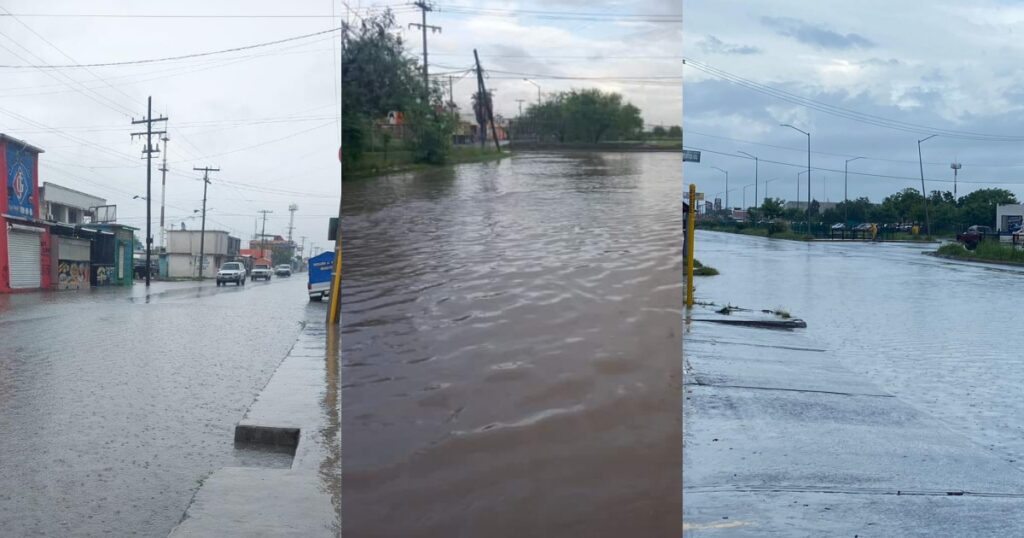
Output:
[918, 135, 937, 236]
[844, 157, 863, 225]
[686, 183, 697, 308]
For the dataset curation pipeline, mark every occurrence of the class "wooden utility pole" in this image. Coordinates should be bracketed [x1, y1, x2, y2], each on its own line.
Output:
[474, 49, 501, 152]
[158, 134, 169, 251]
[193, 166, 219, 280]
[258, 209, 273, 259]
[410, 1, 441, 91]
[130, 96, 167, 287]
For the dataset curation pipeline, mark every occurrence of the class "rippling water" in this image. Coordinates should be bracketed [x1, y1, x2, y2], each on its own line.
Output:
[341, 152, 682, 536]
[695, 232, 1024, 468]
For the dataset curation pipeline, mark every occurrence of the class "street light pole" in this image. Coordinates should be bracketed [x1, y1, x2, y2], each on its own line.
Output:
[844, 157, 864, 225]
[782, 124, 811, 233]
[738, 150, 758, 210]
[918, 134, 937, 236]
[743, 183, 754, 211]
[764, 177, 779, 201]
[523, 78, 541, 106]
[712, 166, 729, 211]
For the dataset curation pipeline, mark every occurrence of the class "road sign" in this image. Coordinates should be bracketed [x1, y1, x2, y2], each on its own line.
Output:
[683, 150, 701, 162]
[684, 191, 705, 201]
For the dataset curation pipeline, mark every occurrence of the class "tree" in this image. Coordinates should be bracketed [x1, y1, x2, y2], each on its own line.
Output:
[520, 89, 643, 143]
[958, 188, 1017, 229]
[651, 125, 667, 137]
[760, 197, 785, 220]
[341, 10, 451, 168]
[667, 125, 682, 138]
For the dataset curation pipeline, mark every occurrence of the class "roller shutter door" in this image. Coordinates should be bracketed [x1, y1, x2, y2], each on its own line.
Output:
[8, 229, 41, 289]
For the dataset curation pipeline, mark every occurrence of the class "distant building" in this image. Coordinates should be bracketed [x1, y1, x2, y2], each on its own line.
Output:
[996, 204, 1024, 232]
[166, 230, 241, 278]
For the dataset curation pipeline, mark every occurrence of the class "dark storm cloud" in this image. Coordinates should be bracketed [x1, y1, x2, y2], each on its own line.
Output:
[761, 16, 875, 49]
[696, 35, 761, 55]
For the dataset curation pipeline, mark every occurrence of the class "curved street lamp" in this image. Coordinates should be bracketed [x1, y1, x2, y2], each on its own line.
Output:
[782, 124, 811, 233]
[844, 157, 864, 224]
[522, 78, 541, 106]
[711, 166, 729, 210]
[738, 150, 758, 209]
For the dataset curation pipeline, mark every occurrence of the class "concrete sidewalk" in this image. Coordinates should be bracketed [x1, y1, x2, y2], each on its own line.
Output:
[169, 322, 341, 537]
[683, 313, 1024, 536]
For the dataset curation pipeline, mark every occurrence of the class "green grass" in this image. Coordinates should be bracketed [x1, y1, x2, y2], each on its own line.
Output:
[345, 146, 509, 178]
[693, 259, 719, 276]
[936, 241, 1024, 264]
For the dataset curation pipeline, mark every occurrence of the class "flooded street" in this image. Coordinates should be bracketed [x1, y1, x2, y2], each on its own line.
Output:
[341, 152, 682, 536]
[0, 276, 319, 536]
[694, 231, 1024, 469]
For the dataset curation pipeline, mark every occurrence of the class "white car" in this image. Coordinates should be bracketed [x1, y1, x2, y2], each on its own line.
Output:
[274, 264, 292, 277]
[251, 263, 272, 281]
[216, 262, 247, 286]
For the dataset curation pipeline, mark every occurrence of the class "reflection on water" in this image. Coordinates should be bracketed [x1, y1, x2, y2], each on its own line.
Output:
[341, 152, 682, 536]
[695, 232, 1024, 467]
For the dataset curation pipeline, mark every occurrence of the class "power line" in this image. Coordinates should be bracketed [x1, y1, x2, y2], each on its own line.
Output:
[0, 27, 342, 68]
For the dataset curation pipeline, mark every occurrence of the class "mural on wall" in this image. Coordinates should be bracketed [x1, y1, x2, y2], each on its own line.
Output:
[6, 145, 36, 219]
[57, 261, 88, 290]
[94, 265, 113, 286]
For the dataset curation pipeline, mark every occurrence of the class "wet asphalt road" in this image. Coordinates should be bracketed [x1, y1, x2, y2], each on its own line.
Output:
[341, 152, 683, 537]
[0, 274, 319, 537]
[695, 232, 1024, 473]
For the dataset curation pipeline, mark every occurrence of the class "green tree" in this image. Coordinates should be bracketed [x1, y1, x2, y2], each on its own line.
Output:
[651, 125, 667, 137]
[521, 89, 643, 143]
[667, 125, 682, 138]
[760, 197, 785, 220]
[958, 188, 1017, 229]
[341, 10, 451, 168]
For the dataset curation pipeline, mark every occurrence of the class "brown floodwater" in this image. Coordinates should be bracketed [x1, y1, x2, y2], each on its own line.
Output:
[340, 152, 682, 537]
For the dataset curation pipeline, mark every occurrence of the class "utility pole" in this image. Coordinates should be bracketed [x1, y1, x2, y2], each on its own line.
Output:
[845, 157, 864, 225]
[258, 210, 273, 260]
[516, 99, 525, 118]
[738, 151, 758, 210]
[130, 96, 167, 287]
[193, 166, 219, 280]
[410, 1, 441, 91]
[918, 135, 937, 237]
[158, 134, 169, 251]
[474, 49, 501, 152]
[287, 203, 298, 242]
[951, 162, 962, 199]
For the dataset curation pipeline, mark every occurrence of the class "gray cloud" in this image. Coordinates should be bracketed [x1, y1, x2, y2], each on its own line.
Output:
[761, 16, 875, 49]
[697, 35, 761, 55]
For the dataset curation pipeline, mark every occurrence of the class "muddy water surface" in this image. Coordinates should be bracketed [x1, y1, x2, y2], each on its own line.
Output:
[341, 152, 682, 536]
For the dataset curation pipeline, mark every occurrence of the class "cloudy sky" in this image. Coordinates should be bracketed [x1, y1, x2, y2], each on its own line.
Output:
[684, 0, 1024, 208]
[0, 1, 680, 253]
[375, 0, 682, 125]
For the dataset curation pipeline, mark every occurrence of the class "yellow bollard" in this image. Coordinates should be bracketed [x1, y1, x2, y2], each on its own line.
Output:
[686, 183, 697, 308]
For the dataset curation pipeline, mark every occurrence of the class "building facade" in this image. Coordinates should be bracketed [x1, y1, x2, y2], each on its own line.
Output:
[166, 229, 241, 278]
[40, 182, 106, 225]
[0, 134, 50, 292]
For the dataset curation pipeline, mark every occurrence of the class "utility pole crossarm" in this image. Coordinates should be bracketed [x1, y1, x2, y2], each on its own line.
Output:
[411, 1, 441, 91]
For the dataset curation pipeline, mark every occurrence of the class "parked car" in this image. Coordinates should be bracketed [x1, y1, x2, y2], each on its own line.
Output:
[275, 264, 292, 276]
[307, 251, 334, 301]
[830, 223, 845, 230]
[216, 262, 247, 286]
[853, 223, 873, 231]
[956, 225, 993, 250]
[251, 263, 272, 281]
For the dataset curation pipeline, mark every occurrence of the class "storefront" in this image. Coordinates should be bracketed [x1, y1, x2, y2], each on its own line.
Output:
[0, 134, 50, 293]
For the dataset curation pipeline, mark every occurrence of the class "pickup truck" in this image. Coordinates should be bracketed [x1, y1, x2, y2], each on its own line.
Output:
[956, 225, 993, 250]
[216, 262, 247, 286]
[251, 263, 272, 281]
